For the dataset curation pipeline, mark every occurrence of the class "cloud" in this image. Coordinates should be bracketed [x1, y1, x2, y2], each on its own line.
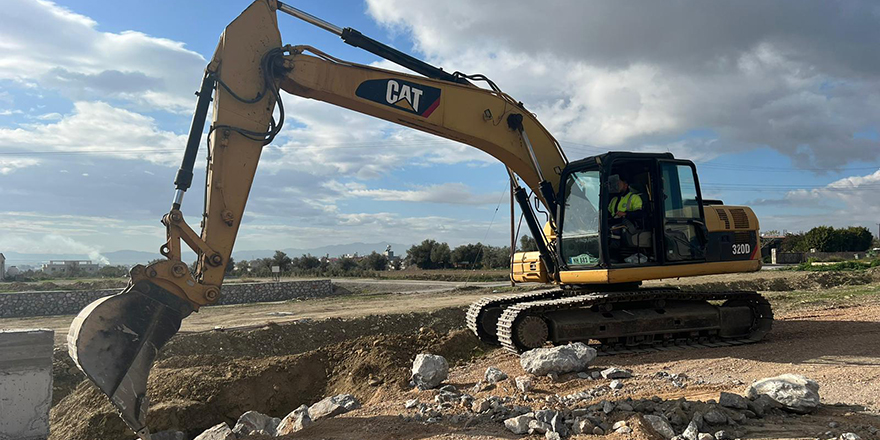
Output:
[328, 181, 499, 205]
[747, 169, 880, 231]
[0, 157, 40, 174]
[366, 0, 880, 169]
[0, 0, 205, 113]
[0, 101, 186, 165]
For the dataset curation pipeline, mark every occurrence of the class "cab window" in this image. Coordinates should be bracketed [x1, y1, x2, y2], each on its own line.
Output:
[560, 170, 601, 266]
[660, 163, 705, 261]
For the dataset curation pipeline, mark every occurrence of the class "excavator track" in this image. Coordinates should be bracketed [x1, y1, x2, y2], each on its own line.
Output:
[466, 289, 572, 345]
[495, 289, 772, 354]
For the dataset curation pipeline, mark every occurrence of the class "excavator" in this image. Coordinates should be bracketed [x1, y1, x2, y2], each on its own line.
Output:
[67, 1, 773, 438]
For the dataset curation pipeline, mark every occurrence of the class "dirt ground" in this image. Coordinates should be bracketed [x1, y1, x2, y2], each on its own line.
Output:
[12, 268, 880, 440]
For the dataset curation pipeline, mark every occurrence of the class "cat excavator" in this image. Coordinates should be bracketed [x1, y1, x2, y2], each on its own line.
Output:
[67, 1, 772, 438]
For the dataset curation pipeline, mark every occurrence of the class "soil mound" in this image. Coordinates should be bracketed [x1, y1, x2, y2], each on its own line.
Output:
[50, 323, 488, 440]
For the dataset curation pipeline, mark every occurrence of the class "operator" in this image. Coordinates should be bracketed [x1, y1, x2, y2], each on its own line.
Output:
[608, 173, 643, 221]
[607, 173, 645, 262]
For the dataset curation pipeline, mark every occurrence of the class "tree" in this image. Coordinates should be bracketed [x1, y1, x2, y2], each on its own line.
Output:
[430, 242, 451, 268]
[802, 226, 835, 252]
[296, 254, 321, 270]
[334, 257, 359, 272]
[482, 245, 511, 269]
[235, 259, 252, 276]
[780, 233, 805, 253]
[840, 226, 873, 251]
[225, 257, 235, 274]
[452, 243, 483, 268]
[272, 251, 292, 272]
[359, 252, 388, 271]
[519, 235, 538, 252]
[406, 239, 437, 269]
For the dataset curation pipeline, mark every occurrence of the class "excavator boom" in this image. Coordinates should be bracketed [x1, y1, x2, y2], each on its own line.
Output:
[67, 1, 565, 437]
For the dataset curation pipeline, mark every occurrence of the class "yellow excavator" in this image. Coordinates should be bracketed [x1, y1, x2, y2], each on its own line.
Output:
[67, 1, 772, 438]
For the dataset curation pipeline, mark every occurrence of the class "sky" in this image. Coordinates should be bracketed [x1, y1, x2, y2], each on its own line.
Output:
[0, 0, 878, 260]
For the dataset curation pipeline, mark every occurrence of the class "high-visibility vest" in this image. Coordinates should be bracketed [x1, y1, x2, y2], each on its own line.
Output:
[609, 190, 643, 214]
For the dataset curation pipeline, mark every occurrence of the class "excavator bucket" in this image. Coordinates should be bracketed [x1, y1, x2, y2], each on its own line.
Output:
[68, 282, 192, 440]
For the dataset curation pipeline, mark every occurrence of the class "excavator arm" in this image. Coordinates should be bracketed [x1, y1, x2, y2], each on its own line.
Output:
[68, 1, 567, 438]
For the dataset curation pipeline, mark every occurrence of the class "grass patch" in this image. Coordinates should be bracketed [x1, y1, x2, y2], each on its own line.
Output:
[783, 259, 880, 272]
[764, 283, 880, 312]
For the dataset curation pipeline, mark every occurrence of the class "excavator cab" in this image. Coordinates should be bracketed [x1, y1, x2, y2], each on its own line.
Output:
[557, 152, 709, 272]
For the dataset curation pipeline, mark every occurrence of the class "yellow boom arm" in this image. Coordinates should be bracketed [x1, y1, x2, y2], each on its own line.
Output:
[68, 1, 566, 438]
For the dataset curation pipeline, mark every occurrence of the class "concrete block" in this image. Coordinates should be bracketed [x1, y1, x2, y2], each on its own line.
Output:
[0, 329, 54, 440]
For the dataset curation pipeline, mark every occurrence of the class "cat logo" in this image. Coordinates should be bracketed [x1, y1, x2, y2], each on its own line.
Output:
[355, 78, 441, 117]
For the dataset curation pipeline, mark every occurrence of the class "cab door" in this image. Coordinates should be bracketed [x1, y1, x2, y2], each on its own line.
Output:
[658, 161, 708, 262]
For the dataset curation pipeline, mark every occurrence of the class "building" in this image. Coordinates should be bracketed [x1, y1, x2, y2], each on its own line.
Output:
[0, 253, 5, 280]
[40, 260, 100, 276]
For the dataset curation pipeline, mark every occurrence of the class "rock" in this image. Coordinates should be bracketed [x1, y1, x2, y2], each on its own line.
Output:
[714, 430, 733, 440]
[519, 343, 597, 375]
[194, 423, 235, 440]
[601, 367, 633, 379]
[618, 402, 634, 411]
[150, 431, 185, 440]
[574, 418, 594, 434]
[747, 393, 779, 417]
[839, 434, 861, 440]
[439, 384, 458, 393]
[746, 374, 820, 414]
[515, 376, 533, 393]
[308, 394, 361, 421]
[232, 411, 280, 437]
[578, 372, 589, 379]
[719, 392, 749, 410]
[472, 398, 492, 413]
[485, 367, 509, 384]
[698, 434, 715, 440]
[682, 420, 699, 440]
[610, 379, 624, 390]
[592, 426, 605, 435]
[545, 431, 562, 440]
[404, 399, 419, 409]
[411, 354, 449, 389]
[550, 412, 567, 436]
[703, 410, 726, 425]
[529, 420, 552, 434]
[829, 421, 840, 428]
[603, 400, 615, 414]
[644, 415, 675, 439]
[277, 405, 311, 435]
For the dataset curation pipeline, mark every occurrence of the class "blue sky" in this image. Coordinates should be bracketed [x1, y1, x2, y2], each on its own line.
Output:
[1, 0, 878, 260]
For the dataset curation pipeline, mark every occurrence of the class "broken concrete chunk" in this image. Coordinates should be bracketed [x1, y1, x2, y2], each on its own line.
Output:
[277, 405, 311, 435]
[411, 354, 449, 390]
[697, 433, 715, 440]
[719, 391, 749, 410]
[308, 394, 361, 421]
[519, 343, 597, 375]
[515, 376, 533, 393]
[746, 374, 820, 414]
[232, 410, 280, 437]
[610, 379, 624, 390]
[703, 409, 726, 425]
[528, 419, 551, 434]
[404, 399, 419, 409]
[643, 415, 675, 439]
[485, 366, 508, 384]
[193, 423, 235, 440]
[504, 414, 533, 434]
[472, 398, 492, 413]
[839, 433, 862, 440]
[545, 431, 562, 440]
[600, 367, 633, 379]
[714, 430, 734, 440]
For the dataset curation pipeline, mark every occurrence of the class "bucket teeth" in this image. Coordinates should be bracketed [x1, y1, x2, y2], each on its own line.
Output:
[68, 283, 190, 438]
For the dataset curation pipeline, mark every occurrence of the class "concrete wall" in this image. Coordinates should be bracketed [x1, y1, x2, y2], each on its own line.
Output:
[0, 280, 333, 319]
[0, 329, 53, 440]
